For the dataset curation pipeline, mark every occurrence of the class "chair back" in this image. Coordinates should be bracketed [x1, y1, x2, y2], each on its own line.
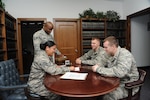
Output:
[120, 69, 147, 100]
[0, 59, 20, 86]
[0, 59, 24, 99]
[138, 69, 146, 84]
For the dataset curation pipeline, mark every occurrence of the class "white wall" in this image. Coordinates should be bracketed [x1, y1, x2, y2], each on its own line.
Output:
[3, 0, 124, 21]
[123, 0, 150, 18]
[3, 0, 149, 24]
[131, 15, 150, 67]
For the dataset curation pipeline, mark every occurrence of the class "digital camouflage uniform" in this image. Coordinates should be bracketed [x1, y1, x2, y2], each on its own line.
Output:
[33, 29, 61, 55]
[96, 46, 139, 100]
[27, 51, 70, 100]
[79, 46, 108, 65]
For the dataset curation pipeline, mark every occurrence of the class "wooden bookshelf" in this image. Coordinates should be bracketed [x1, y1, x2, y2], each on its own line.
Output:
[0, 8, 20, 73]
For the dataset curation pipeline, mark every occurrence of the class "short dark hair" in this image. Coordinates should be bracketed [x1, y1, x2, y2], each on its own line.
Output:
[40, 41, 55, 50]
[103, 36, 118, 47]
[44, 21, 53, 29]
[92, 37, 100, 43]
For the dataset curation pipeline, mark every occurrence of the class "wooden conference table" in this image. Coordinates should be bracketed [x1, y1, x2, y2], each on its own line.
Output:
[44, 65, 120, 100]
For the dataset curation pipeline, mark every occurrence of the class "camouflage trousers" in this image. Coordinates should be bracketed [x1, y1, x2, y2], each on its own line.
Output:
[46, 92, 61, 100]
[40, 86, 61, 100]
[29, 85, 61, 100]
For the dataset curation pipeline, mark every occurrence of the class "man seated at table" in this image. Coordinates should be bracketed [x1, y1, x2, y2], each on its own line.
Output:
[75, 37, 108, 65]
[92, 36, 139, 100]
[28, 41, 75, 100]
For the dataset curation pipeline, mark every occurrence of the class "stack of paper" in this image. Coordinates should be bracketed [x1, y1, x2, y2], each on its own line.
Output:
[60, 72, 88, 80]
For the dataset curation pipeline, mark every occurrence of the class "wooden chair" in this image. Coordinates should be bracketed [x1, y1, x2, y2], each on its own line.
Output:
[120, 69, 146, 100]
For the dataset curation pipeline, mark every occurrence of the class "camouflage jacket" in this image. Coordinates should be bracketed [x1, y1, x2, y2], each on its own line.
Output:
[27, 51, 70, 96]
[33, 29, 61, 55]
[80, 46, 108, 65]
[96, 46, 139, 84]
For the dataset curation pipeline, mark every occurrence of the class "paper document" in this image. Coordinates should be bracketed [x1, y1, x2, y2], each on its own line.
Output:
[60, 72, 88, 80]
[75, 67, 80, 71]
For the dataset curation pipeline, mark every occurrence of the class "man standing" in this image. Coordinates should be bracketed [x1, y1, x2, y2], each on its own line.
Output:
[33, 21, 62, 56]
[92, 36, 139, 100]
[75, 37, 108, 65]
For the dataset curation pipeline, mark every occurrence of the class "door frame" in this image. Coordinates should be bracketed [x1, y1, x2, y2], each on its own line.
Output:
[17, 18, 47, 74]
[127, 7, 150, 51]
[53, 18, 81, 59]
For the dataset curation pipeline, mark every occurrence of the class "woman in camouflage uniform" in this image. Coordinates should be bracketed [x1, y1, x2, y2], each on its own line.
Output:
[28, 41, 75, 100]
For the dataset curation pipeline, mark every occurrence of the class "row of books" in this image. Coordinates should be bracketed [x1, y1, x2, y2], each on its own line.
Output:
[82, 22, 104, 29]
[118, 39, 126, 47]
[0, 41, 2, 49]
[82, 21, 126, 29]
[82, 31, 105, 37]
[107, 31, 125, 37]
[0, 54, 4, 61]
[0, 27, 2, 36]
[6, 30, 15, 38]
[107, 22, 126, 29]
[7, 52, 17, 59]
[82, 31, 125, 37]
[82, 40, 103, 46]
[7, 41, 16, 49]
[5, 17, 15, 29]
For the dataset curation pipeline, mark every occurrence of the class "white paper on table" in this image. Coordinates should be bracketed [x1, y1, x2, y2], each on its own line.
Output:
[74, 67, 80, 71]
[60, 72, 88, 80]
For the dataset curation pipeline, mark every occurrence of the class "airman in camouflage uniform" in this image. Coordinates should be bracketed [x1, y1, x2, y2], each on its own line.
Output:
[28, 41, 74, 100]
[76, 37, 109, 65]
[33, 21, 61, 55]
[92, 36, 139, 100]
